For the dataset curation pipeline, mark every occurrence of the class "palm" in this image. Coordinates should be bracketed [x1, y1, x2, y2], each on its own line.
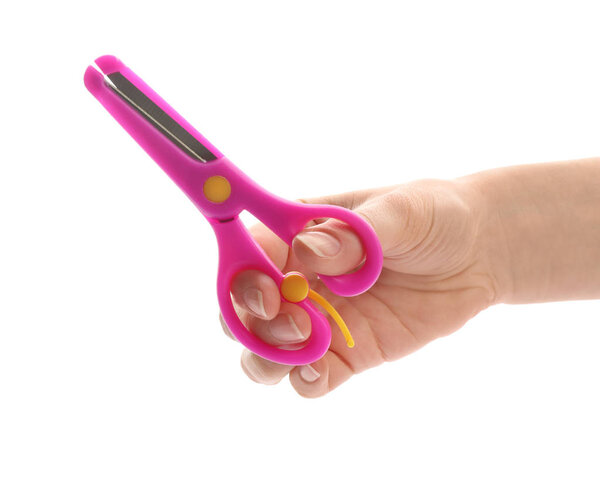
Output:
[312, 266, 492, 373]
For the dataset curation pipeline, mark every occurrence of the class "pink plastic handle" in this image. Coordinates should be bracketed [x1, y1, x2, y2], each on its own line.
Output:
[206, 160, 383, 365]
[254, 201, 383, 297]
[207, 159, 384, 298]
[212, 217, 332, 365]
[84, 55, 383, 365]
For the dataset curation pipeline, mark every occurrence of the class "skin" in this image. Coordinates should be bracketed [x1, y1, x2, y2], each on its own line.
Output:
[220, 158, 600, 398]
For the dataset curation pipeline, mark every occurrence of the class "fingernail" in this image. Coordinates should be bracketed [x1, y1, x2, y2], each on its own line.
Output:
[299, 364, 320, 383]
[296, 232, 341, 258]
[243, 288, 267, 318]
[269, 313, 305, 343]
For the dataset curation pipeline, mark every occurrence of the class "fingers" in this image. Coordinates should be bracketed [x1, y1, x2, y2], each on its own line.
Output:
[241, 351, 293, 386]
[244, 302, 311, 345]
[294, 185, 440, 275]
[241, 348, 355, 398]
[229, 221, 292, 320]
[231, 270, 280, 319]
[238, 302, 312, 387]
[289, 351, 354, 398]
[219, 313, 235, 340]
[293, 219, 365, 276]
[291, 187, 399, 276]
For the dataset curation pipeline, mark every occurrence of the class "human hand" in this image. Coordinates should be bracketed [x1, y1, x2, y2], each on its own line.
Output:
[220, 178, 498, 397]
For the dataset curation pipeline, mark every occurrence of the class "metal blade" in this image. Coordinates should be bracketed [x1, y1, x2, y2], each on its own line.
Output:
[105, 72, 217, 162]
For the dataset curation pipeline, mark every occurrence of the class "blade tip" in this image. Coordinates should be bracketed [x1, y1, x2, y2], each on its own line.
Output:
[94, 55, 124, 75]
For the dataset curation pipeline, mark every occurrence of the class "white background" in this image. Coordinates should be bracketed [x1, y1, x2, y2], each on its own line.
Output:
[1, 1, 599, 481]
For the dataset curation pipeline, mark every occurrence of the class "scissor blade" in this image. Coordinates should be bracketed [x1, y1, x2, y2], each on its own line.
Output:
[105, 72, 217, 162]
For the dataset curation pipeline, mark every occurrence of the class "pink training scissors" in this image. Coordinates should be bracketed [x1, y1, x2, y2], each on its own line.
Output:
[84, 55, 383, 365]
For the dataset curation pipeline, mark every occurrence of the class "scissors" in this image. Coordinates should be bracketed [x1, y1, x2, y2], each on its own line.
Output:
[84, 55, 383, 365]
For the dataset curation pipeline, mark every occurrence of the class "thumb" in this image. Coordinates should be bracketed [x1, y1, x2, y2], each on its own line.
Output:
[292, 186, 411, 276]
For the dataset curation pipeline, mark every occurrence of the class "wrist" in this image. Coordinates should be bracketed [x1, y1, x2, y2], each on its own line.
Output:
[457, 172, 516, 305]
[460, 159, 600, 304]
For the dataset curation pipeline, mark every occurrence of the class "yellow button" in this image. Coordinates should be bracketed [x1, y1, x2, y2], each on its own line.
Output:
[280, 272, 309, 303]
[203, 176, 231, 203]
